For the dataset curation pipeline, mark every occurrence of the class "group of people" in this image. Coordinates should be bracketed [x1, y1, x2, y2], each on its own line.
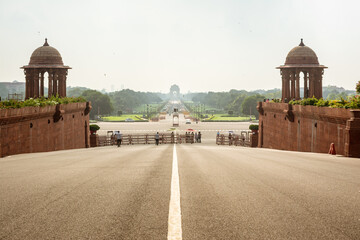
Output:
[185, 131, 201, 143]
[113, 130, 202, 147]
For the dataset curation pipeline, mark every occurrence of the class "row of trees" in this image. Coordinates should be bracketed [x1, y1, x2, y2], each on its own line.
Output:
[188, 85, 359, 119]
[72, 88, 163, 119]
[190, 89, 275, 119]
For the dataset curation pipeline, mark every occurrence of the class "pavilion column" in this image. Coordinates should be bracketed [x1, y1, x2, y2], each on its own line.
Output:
[61, 70, 67, 97]
[40, 71, 44, 97]
[33, 70, 39, 98]
[304, 71, 308, 98]
[295, 70, 300, 100]
[25, 70, 31, 99]
[309, 71, 315, 98]
[53, 72, 58, 96]
[285, 73, 291, 101]
[281, 70, 285, 101]
[318, 70, 323, 99]
[29, 70, 34, 98]
[48, 71, 53, 97]
[58, 73, 62, 97]
[290, 71, 295, 100]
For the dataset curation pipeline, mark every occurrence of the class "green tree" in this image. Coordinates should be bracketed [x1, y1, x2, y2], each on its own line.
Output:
[356, 81, 360, 94]
[81, 90, 113, 119]
[67, 86, 90, 97]
[241, 94, 265, 119]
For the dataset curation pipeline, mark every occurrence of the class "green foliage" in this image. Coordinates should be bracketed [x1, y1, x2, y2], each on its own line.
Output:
[0, 96, 86, 109]
[249, 124, 259, 131]
[356, 81, 360, 94]
[289, 96, 360, 109]
[241, 94, 265, 119]
[108, 89, 162, 114]
[67, 86, 90, 97]
[89, 124, 100, 131]
[81, 90, 113, 119]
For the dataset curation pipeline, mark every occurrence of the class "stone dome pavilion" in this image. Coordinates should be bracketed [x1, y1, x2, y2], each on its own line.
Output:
[277, 39, 327, 101]
[21, 39, 71, 99]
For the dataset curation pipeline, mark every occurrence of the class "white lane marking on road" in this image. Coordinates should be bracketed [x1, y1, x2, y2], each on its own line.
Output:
[167, 144, 182, 240]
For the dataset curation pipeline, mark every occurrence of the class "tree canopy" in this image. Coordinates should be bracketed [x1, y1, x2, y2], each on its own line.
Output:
[241, 94, 265, 119]
[81, 90, 113, 119]
[108, 89, 162, 114]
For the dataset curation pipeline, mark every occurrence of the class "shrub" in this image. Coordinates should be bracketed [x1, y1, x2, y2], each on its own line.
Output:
[249, 124, 259, 131]
[289, 96, 360, 109]
[89, 124, 100, 132]
[0, 96, 86, 109]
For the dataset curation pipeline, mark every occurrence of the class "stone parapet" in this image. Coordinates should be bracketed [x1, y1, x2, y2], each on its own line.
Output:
[257, 102, 360, 157]
[0, 102, 91, 157]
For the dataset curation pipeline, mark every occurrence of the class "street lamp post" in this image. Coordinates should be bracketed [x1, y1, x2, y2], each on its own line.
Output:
[147, 104, 149, 119]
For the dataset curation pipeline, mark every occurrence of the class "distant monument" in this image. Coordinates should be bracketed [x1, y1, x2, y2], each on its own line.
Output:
[21, 38, 71, 99]
[170, 84, 180, 99]
[277, 39, 327, 101]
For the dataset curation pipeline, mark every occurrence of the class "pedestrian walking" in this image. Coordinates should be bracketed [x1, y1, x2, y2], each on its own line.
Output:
[195, 132, 198, 143]
[116, 131, 122, 147]
[191, 132, 194, 144]
[171, 131, 175, 144]
[198, 131, 201, 143]
[155, 132, 160, 145]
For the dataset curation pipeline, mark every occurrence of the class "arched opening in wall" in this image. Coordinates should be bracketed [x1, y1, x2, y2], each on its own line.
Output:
[44, 72, 49, 97]
[299, 71, 305, 99]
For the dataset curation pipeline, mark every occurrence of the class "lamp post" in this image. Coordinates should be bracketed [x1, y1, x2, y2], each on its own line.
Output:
[147, 104, 149, 119]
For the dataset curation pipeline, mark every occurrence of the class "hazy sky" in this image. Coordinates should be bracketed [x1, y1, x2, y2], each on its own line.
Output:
[1, 0, 360, 93]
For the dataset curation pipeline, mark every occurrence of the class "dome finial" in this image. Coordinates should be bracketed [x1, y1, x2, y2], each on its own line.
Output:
[299, 38, 305, 46]
[43, 38, 49, 46]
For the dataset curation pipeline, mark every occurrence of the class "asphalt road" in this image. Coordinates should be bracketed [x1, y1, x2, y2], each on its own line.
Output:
[1, 119, 359, 239]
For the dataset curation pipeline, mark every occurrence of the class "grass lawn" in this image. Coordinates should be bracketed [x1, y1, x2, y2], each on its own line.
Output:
[101, 115, 146, 122]
[205, 114, 254, 121]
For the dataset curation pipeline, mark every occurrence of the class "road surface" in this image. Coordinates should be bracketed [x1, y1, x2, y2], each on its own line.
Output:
[1, 119, 359, 239]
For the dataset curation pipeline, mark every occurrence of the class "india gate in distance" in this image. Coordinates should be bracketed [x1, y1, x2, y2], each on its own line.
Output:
[21, 38, 71, 99]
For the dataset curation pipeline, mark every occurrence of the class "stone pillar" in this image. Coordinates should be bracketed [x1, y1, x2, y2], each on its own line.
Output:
[40, 71, 44, 97]
[295, 70, 300, 100]
[48, 71, 53, 97]
[290, 71, 295, 100]
[25, 69, 31, 99]
[281, 70, 285, 101]
[52, 72, 57, 96]
[304, 71, 308, 98]
[61, 70, 67, 97]
[317, 69, 323, 99]
[309, 71, 315, 98]
[34, 71, 40, 98]
[285, 72, 291, 101]
[54, 72, 59, 96]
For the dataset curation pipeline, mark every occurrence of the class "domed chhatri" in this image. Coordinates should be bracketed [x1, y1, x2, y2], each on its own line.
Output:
[285, 39, 319, 65]
[29, 38, 64, 66]
[21, 39, 71, 99]
[277, 39, 327, 101]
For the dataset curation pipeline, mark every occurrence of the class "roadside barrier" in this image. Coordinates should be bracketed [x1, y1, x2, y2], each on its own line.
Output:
[216, 130, 256, 147]
[95, 133, 199, 146]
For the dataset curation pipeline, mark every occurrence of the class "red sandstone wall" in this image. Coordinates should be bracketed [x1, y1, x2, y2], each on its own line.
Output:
[0, 102, 91, 157]
[257, 102, 360, 157]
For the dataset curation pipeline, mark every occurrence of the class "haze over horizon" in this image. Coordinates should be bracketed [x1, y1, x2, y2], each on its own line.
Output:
[1, 0, 360, 93]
